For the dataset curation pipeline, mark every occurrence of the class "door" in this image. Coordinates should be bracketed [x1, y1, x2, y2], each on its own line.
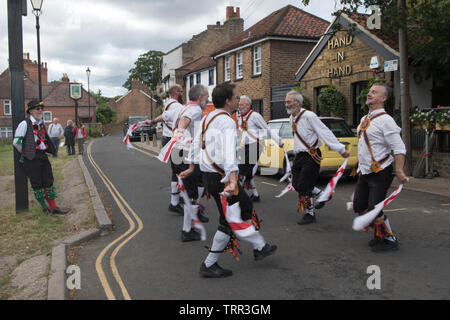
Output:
[352, 81, 368, 127]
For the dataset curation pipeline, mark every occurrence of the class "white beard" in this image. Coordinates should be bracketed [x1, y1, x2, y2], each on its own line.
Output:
[286, 107, 295, 115]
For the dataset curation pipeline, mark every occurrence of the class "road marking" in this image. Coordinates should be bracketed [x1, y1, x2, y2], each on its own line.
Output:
[87, 140, 144, 300]
[261, 182, 278, 187]
[131, 143, 158, 158]
[383, 208, 407, 213]
[441, 204, 450, 207]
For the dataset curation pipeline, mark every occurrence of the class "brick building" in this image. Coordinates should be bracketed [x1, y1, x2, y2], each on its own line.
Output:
[109, 78, 159, 123]
[161, 6, 244, 96]
[212, 5, 328, 121]
[0, 53, 96, 138]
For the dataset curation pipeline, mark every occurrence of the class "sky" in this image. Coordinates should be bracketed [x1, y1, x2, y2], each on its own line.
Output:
[1, 0, 356, 98]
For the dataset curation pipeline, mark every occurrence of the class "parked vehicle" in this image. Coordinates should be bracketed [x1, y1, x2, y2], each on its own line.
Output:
[257, 117, 358, 176]
[123, 116, 156, 141]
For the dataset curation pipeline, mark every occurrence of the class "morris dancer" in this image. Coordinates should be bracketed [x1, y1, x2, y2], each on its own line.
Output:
[353, 83, 407, 252]
[13, 100, 68, 215]
[145, 84, 184, 214]
[174, 84, 209, 242]
[237, 95, 283, 202]
[285, 91, 349, 225]
[190, 83, 277, 278]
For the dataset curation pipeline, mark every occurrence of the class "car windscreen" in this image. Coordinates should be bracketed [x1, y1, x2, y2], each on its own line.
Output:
[321, 119, 355, 137]
[268, 121, 293, 139]
[129, 117, 147, 125]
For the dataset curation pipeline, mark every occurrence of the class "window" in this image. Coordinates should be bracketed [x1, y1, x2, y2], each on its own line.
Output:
[208, 69, 214, 86]
[43, 111, 52, 123]
[236, 51, 243, 79]
[253, 45, 262, 75]
[196, 73, 201, 84]
[251, 99, 263, 115]
[3, 100, 11, 116]
[189, 75, 194, 88]
[0, 127, 13, 138]
[224, 56, 231, 82]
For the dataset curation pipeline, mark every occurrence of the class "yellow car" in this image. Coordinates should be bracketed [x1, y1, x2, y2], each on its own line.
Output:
[258, 117, 358, 176]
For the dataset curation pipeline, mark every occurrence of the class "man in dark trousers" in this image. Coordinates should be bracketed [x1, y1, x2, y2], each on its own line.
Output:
[13, 100, 68, 215]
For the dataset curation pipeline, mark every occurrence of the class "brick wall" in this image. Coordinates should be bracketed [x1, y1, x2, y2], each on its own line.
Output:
[115, 90, 156, 123]
[299, 31, 389, 125]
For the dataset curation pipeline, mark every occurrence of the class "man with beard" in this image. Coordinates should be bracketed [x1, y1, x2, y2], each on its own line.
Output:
[146, 84, 184, 214]
[353, 83, 407, 252]
[286, 91, 349, 225]
[174, 84, 209, 242]
[13, 100, 68, 215]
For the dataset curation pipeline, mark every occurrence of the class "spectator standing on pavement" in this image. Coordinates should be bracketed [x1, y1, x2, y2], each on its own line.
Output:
[73, 122, 87, 155]
[286, 91, 349, 225]
[145, 84, 185, 214]
[174, 84, 210, 242]
[191, 83, 277, 278]
[47, 117, 64, 157]
[12, 100, 68, 215]
[353, 83, 407, 252]
[64, 120, 76, 155]
[237, 95, 283, 202]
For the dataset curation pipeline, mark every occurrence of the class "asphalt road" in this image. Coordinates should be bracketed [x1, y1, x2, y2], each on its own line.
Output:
[73, 131, 450, 300]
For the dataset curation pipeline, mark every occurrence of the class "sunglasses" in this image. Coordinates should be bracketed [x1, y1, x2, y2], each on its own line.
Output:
[35, 107, 44, 111]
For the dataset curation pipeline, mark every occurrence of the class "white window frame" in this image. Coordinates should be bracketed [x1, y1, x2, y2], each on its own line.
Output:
[236, 51, 243, 79]
[43, 111, 52, 123]
[3, 100, 11, 116]
[253, 45, 262, 76]
[0, 127, 13, 138]
[224, 56, 231, 82]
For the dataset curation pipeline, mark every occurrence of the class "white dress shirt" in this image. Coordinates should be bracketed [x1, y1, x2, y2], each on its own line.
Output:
[193, 109, 239, 181]
[290, 109, 346, 155]
[357, 108, 406, 175]
[13, 115, 47, 153]
[162, 98, 183, 138]
[238, 110, 283, 147]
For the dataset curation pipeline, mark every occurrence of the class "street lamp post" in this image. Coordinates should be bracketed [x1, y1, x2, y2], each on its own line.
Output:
[30, 0, 43, 101]
[86, 67, 91, 134]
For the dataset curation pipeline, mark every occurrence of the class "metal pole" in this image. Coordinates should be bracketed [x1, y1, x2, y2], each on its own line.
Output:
[75, 99, 78, 126]
[8, 0, 29, 212]
[35, 14, 42, 101]
[88, 73, 91, 134]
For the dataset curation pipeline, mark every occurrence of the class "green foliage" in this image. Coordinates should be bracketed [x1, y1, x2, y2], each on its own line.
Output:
[317, 85, 347, 118]
[96, 105, 115, 125]
[410, 108, 450, 127]
[292, 86, 312, 110]
[123, 50, 164, 91]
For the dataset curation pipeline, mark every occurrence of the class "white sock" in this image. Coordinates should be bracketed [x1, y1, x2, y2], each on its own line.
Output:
[312, 187, 322, 196]
[171, 182, 179, 206]
[182, 203, 196, 232]
[197, 186, 205, 201]
[250, 179, 259, 197]
[384, 218, 397, 242]
[204, 231, 230, 268]
[238, 229, 265, 251]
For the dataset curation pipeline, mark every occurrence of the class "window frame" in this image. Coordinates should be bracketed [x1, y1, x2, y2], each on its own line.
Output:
[0, 127, 13, 138]
[43, 111, 52, 123]
[196, 72, 201, 84]
[189, 74, 194, 88]
[236, 51, 243, 80]
[3, 100, 11, 116]
[224, 56, 231, 82]
[253, 45, 262, 76]
[208, 68, 214, 86]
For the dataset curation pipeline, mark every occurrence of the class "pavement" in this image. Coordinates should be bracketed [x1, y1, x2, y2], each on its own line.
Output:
[133, 133, 450, 199]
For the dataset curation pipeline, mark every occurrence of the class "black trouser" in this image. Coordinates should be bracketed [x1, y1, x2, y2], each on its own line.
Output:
[202, 172, 253, 232]
[292, 150, 321, 197]
[353, 165, 394, 218]
[161, 135, 171, 148]
[162, 136, 178, 182]
[22, 150, 54, 189]
[238, 142, 262, 181]
[171, 148, 202, 200]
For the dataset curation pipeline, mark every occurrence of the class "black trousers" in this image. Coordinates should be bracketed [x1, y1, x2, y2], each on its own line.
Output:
[22, 150, 54, 189]
[202, 172, 253, 232]
[238, 142, 262, 181]
[292, 150, 321, 197]
[353, 165, 394, 217]
[162, 136, 177, 182]
[171, 148, 202, 200]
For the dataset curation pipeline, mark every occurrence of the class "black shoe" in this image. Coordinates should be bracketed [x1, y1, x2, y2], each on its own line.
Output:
[371, 239, 399, 252]
[199, 262, 232, 278]
[250, 195, 261, 202]
[181, 229, 201, 242]
[179, 197, 185, 205]
[368, 237, 382, 247]
[314, 201, 326, 210]
[168, 204, 183, 215]
[297, 213, 316, 225]
[51, 207, 68, 215]
[43, 208, 51, 215]
[254, 244, 277, 261]
[197, 207, 209, 223]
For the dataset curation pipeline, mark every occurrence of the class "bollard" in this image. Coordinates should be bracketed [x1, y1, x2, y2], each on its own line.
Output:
[153, 133, 157, 147]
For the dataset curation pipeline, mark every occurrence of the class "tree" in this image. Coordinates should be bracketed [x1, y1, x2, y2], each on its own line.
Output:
[123, 50, 164, 91]
[317, 85, 347, 118]
[96, 105, 115, 125]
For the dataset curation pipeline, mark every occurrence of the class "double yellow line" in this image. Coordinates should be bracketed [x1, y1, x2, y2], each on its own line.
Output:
[87, 140, 144, 300]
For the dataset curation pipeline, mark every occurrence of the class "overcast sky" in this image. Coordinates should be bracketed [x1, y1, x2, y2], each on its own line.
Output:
[1, 0, 354, 98]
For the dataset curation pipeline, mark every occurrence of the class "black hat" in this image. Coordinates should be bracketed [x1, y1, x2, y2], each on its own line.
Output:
[27, 100, 44, 114]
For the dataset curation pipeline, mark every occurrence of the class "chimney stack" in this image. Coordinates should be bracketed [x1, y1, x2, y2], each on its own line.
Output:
[226, 6, 240, 20]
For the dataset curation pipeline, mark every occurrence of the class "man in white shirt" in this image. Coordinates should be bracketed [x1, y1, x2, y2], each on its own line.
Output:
[237, 95, 283, 202]
[173, 84, 209, 242]
[13, 100, 68, 215]
[187, 83, 277, 278]
[286, 91, 349, 225]
[353, 83, 407, 252]
[48, 117, 64, 157]
[145, 84, 184, 214]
